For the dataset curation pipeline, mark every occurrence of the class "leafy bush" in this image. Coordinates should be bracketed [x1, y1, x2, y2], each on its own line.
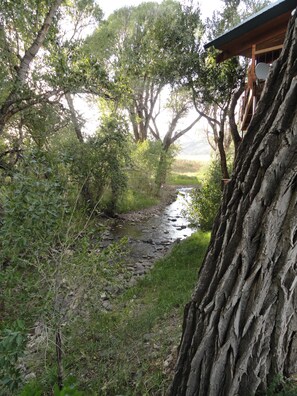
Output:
[263, 374, 297, 396]
[0, 320, 27, 395]
[186, 160, 222, 231]
[20, 377, 84, 395]
[129, 140, 177, 196]
[61, 113, 130, 214]
[129, 140, 163, 194]
[0, 150, 68, 264]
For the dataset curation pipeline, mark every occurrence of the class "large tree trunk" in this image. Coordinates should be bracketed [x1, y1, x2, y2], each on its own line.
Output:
[169, 11, 297, 396]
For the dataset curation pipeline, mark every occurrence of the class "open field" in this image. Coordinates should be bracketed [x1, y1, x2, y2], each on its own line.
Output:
[168, 158, 210, 185]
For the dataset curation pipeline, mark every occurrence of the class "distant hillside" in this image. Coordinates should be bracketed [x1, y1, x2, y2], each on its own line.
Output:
[177, 129, 211, 161]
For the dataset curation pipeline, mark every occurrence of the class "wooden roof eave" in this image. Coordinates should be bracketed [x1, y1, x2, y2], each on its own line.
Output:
[214, 11, 291, 62]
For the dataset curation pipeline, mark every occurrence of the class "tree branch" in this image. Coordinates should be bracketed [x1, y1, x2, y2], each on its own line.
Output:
[170, 115, 202, 145]
[192, 90, 220, 127]
[18, 0, 63, 82]
[229, 81, 245, 158]
[65, 93, 84, 143]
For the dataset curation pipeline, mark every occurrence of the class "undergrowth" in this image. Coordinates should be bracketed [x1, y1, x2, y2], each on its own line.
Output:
[116, 189, 159, 213]
[54, 231, 209, 395]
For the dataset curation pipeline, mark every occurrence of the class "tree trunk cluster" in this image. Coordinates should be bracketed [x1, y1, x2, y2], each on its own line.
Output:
[169, 10, 297, 396]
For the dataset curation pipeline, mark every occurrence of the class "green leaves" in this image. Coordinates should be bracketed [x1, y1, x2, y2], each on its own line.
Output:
[0, 320, 27, 395]
[186, 160, 223, 231]
[60, 112, 130, 211]
[0, 150, 68, 263]
[88, 1, 202, 89]
[192, 47, 243, 108]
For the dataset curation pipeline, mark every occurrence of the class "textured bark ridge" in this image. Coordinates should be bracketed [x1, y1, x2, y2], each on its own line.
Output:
[169, 10, 297, 396]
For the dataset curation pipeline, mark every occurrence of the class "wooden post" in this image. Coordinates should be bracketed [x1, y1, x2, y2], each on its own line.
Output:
[251, 44, 257, 114]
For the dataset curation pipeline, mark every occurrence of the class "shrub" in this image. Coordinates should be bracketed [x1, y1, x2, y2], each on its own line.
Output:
[61, 114, 130, 214]
[0, 320, 27, 395]
[186, 160, 222, 231]
[129, 140, 163, 195]
[0, 150, 68, 264]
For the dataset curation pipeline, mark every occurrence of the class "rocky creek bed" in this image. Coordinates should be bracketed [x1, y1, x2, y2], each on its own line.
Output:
[98, 186, 196, 310]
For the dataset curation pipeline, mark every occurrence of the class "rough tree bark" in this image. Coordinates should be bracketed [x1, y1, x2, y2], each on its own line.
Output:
[169, 10, 297, 396]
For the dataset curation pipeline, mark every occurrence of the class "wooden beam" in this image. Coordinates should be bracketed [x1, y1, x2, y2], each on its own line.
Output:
[255, 44, 283, 55]
[215, 12, 291, 62]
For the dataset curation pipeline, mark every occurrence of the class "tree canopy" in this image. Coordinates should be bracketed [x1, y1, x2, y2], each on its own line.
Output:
[86, 0, 202, 142]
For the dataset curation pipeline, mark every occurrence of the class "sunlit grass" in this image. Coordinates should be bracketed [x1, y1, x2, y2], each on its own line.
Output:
[167, 173, 199, 185]
[169, 159, 210, 185]
[117, 189, 159, 213]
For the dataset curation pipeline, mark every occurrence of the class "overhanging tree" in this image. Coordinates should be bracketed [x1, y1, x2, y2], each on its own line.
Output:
[169, 9, 297, 396]
[0, 0, 107, 147]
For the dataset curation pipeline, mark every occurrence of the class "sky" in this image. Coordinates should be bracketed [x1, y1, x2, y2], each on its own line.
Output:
[99, 0, 223, 20]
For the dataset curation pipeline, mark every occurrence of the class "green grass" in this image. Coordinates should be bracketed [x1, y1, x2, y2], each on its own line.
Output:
[167, 173, 199, 185]
[171, 159, 205, 175]
[64, 231, 210, 395]
[168, 159, 210, 186]
[117, 189, 159, 213]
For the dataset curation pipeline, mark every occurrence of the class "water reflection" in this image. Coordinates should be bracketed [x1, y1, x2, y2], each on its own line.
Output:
[112, 187, 194, 244]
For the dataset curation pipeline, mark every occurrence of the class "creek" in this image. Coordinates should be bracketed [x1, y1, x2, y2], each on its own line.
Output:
[96, 187, 197, 309]
[102, 187, 196, 270]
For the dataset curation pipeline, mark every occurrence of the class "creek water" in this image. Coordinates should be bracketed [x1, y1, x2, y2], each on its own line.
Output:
[104, 187, 196, 264]
[96, 186, 197, 304]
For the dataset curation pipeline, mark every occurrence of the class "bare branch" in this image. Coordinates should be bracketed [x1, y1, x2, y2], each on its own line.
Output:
[170, 115, 202, 145]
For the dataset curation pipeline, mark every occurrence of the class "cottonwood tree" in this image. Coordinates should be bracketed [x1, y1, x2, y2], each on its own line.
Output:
[0, 0, 107, 157]
[0, 0, 63, 135]
[87, 1, 202, 192]
[87, 1, 201, 142]
[190, 52, 244, 179]
[151, 88, 201, 191]
[169, 10, 297, 395]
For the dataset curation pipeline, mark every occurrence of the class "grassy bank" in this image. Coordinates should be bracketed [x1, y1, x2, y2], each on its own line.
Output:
[42, 231, 209, 395]
[168, 158, 210, 186]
